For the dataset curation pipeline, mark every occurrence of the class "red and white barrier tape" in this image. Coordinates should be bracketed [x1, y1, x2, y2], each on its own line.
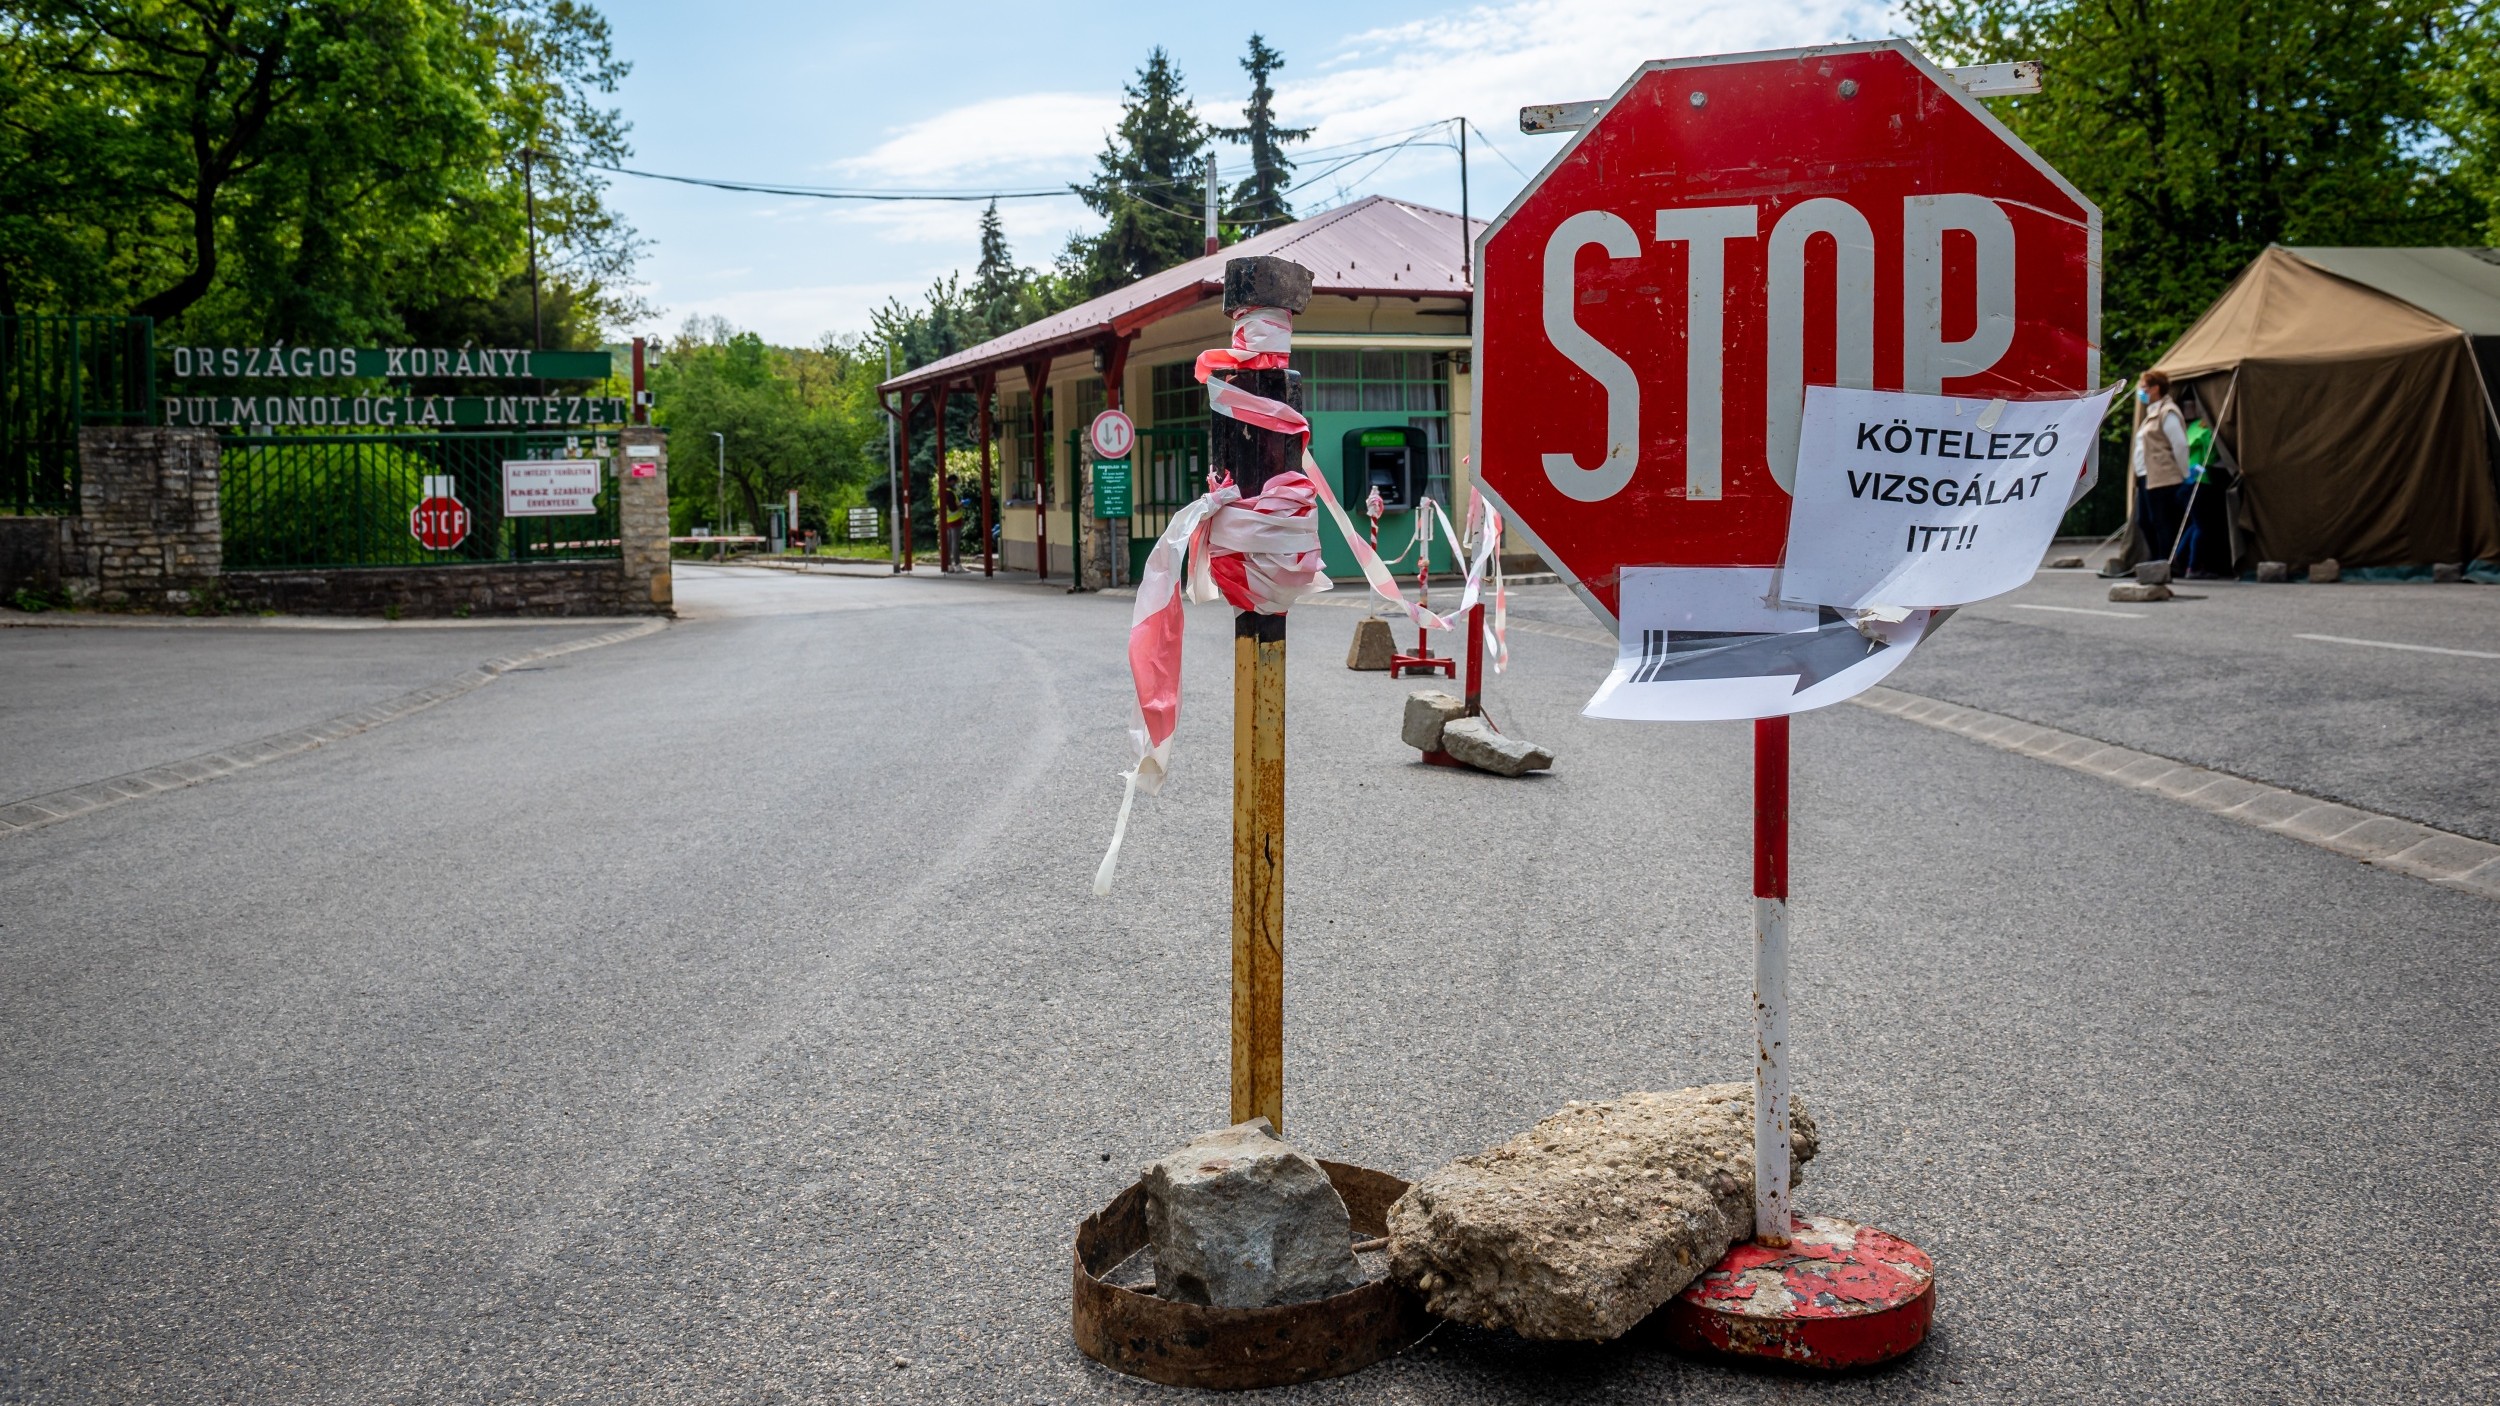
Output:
[1095, 305, 1508, 894]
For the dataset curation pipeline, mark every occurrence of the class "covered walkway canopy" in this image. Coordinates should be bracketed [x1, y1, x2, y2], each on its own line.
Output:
[876, 196, 1483, 581]
[2149, 245, 2500, 569]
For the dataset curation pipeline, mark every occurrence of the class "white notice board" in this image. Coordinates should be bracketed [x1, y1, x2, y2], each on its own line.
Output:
[502, 459, 601, 517]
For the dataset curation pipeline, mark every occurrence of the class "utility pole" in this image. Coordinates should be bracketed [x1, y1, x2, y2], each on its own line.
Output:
[1456, 119, 1471, 288]
[886, 345, 902, 573]
[1205, 150, 1221, 257]
[712, 431, 726, 562]
[524, 149, 543, 351]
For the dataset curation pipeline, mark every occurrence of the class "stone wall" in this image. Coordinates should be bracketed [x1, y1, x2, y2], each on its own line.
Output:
[28, 425, 675, 617]
[71, 427, 222, 608]
[222, 560, 650, 617]
[0, 517, 68, 597]
[619, 428, 672, 611]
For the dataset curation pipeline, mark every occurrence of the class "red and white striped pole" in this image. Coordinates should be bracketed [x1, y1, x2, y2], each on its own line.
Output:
[1665, 710, 1935, 1366]
[1752, 714, 1792, 1245]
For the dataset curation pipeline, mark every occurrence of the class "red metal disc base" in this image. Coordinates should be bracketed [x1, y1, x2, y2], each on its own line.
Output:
[1390, 651, 1455, 678]
[1658, 1215, 1934, 1370]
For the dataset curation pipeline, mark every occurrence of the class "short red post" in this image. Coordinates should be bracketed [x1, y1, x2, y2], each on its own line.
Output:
[1751, 715, 1792, 1244]
[1390, 503, 1455, 679]
[1463, 601, 1485, 716]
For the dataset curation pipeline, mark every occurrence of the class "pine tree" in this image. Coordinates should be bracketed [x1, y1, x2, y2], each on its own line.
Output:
[1064, 48, 1210, 297]
[1212, 34, 1312, 235]
[970, 200, 1025, 338]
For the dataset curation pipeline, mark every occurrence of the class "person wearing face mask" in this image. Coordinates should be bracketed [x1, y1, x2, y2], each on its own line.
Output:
[2131, 371, 2192, 562]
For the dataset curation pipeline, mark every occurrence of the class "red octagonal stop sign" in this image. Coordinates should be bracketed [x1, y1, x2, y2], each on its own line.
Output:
[1474, 42, 2100, 624]
[411, 494, 470, 551]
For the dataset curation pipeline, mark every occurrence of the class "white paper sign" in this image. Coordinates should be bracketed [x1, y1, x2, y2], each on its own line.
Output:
[1584, 568, 1932, 722]
[502, 458, 602, 517]
[1777, 386, 2118, 611]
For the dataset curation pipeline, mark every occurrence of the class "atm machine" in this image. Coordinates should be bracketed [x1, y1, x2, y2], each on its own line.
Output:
[1340, 425, 1429, 510]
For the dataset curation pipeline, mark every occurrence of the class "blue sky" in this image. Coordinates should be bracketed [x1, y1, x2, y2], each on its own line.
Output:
[596, 1, 1895, 346]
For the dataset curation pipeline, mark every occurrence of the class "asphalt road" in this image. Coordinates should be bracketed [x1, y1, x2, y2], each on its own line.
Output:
[1500, 564, 2500, 841]
[4, 563, 2495, 1404]
[0, 619, 615, 801]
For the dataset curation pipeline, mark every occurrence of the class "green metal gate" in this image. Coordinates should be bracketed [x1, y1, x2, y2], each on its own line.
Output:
[0, 315, 156, 514]
[220, 430, 621, 570]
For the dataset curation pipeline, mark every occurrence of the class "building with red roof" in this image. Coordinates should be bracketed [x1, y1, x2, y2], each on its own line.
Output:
[878, 195, 1483, 582]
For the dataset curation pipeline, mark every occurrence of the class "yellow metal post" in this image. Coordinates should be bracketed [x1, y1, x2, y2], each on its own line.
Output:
[1211, 253, 1313, 1133]
[1231, 620, 1287, 1129]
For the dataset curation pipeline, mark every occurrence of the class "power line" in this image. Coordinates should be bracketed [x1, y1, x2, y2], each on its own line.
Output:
[576, 160, 1070, 201]
[575, 128, 1461, 211]
[1465, 119, 1536, 182]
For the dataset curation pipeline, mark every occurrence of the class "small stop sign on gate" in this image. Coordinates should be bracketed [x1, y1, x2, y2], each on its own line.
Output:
[411, 494, 470, 550]
[1474, 41, 2100, 622]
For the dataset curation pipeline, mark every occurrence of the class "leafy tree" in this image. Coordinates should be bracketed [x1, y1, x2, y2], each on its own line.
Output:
[1062, 47, 1210, 297]
[1903, 0, 2483, 380]
[650, 316, 887, 539]
[1211, 34, 1310, 235]
[0, 0, 638, 345]
[2431, 3, 2500, 243]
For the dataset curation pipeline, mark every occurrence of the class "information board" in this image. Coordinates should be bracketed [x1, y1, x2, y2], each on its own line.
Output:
[502, 459, 601, 517]
[1092, 459, 1132, 519]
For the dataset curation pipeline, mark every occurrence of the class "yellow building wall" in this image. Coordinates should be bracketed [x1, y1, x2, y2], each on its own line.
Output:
[990, 293, 1473, 580]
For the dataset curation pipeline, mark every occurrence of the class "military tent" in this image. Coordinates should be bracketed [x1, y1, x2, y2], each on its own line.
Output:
[2143, 245, 2500, 570]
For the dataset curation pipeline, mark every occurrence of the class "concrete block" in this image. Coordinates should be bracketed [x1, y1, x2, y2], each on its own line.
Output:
[1224, 257, 1315, 314]
[2314, 816, 2438, 861]
[2309, 559, 2341, 584]
[2133, 560, 2172, 585]
[2439, 859, 2500, 901]
[1145, 1118, 1358, 1308]
[2274, 802, 2373, 845]
[2112, 756, 2184, 786]
[2017, 728, 2085, 757]
[2373, 835, 2500, 882]
[2219, 788, 2322, 828]
[2046, 555, 2084, 569]
[2256, 561, 2290, 583]
[1439, 716, 1553, 776]
[2173, 776, 2269, 812]
[2432, 562, 2464, 584]
[2147, 766, 2225, 799]
[2109, 581, 2172, 602]
[1388, 1085, 1817, 1342]
[1347, 616, 1397, 670]
[1401, 691, 1465, 751]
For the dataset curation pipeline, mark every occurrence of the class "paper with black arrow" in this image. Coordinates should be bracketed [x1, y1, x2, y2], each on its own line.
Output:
[1584, 567, 1933, 722]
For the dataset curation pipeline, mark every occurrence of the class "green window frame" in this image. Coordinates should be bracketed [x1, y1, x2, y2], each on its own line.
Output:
[1001, 390, 1036, 503]
[1149, 361, 1199, 426]
[1290, 349, 1449, 414]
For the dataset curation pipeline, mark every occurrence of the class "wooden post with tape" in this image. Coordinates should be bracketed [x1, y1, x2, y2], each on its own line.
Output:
[1212, 255, 1312, 1132]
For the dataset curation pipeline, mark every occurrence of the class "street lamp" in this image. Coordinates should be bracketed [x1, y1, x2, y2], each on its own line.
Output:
[712, 431, 726, 562]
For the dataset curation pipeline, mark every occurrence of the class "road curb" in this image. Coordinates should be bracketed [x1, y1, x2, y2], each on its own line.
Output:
[1852, 685, 2500, 902]
[0, 618, 666, 839]
[0, 611, 660, 631]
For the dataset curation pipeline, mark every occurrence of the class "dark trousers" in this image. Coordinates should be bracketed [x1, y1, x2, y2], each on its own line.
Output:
[2138, 479, 2186, 561]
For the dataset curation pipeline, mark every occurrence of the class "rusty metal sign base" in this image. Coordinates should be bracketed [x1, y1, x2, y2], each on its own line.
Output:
[1073, 1160, 1432, 1390]
[1657, 1214, 1934, 1370]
